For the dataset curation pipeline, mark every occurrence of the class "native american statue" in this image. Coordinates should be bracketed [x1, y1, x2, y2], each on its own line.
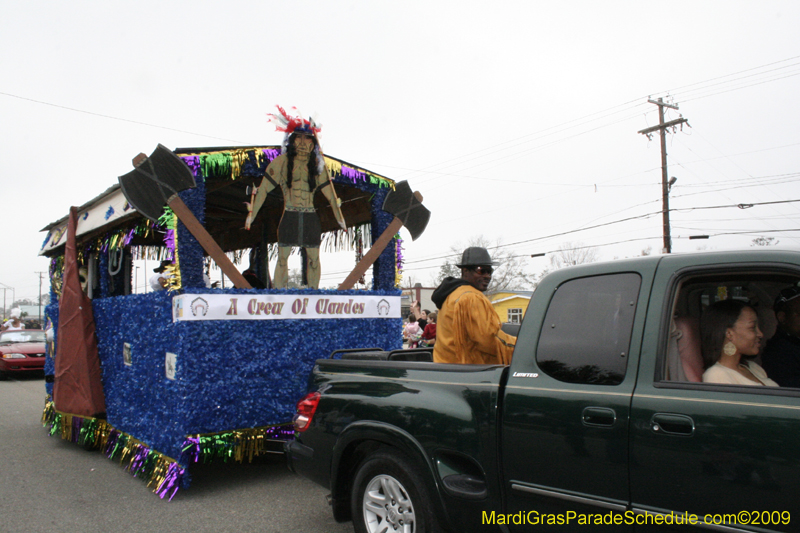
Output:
[245, 106, 346, 289]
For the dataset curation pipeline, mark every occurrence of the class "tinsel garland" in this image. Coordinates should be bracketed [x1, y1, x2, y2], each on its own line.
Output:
[326, 159, 394, 190]
[320, 222, 371, 254]
[49, 256, 64, 299]
[201, 152, 233, 179]
[129, 245, 174, 261]
[43, 310, 56, 396]
[176, 147, 396, 192]
[47, 216, 172, 298]
[42, 398, 108, 447]
[395, 233, 404, 288]
[181, 424, 294, 464]
[157, 208, 181, 291]
[355, 226, 365, 286]
[263, 148, 280, 162]
[42, 399, 186, 500]
[42, 404, 297, 499]
[181, 155, 200, 176]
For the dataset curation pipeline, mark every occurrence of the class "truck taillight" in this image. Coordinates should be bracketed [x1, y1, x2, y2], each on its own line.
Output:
[293, 391, 321, 432]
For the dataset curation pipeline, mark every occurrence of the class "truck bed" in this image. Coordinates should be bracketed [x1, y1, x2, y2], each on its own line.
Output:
[288, 357, 509, 526]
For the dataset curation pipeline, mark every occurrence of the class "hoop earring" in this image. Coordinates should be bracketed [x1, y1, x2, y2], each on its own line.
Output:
[723, 341, 737, 357]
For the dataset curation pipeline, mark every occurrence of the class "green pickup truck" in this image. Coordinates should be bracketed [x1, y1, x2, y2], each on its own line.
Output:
[286, 250, 800, 532]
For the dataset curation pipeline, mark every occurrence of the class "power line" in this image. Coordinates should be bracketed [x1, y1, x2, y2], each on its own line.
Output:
[0, 91, 246, 143]
[328, 198, 800, 278]
[651, 55, 800, 100]
[671, 198, 800, 213]
[681, 71, 800, 103]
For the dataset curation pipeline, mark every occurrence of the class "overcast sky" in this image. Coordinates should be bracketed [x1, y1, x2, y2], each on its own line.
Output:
[3, 1, 800, 301]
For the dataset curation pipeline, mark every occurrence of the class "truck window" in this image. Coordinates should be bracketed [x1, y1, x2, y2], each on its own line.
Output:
[537, 273, 641, 386]
[664, 272, 800, 387]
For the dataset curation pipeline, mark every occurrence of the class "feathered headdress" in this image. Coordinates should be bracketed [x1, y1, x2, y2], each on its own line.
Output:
[268, 105, 321, 148]
[267, 105, 325, 170]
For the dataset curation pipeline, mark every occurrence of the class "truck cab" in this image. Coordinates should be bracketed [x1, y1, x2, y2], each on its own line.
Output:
[290, 249, 800, 532]
[502, 250, 799, 531]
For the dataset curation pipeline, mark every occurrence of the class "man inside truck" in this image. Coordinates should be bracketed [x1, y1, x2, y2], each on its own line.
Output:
[431, 247, 516, 365]
[762, 284, 800, 387]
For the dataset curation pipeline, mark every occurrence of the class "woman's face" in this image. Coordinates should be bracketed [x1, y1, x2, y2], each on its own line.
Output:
[420, 310, 427, 320]
[726, 306, 763, 356]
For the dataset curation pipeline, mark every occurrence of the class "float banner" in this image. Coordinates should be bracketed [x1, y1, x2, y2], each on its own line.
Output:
[172, 294, 401, 322]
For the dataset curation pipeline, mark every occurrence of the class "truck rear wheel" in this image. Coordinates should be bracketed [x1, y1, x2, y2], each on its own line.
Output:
[351, 449, 440, 533]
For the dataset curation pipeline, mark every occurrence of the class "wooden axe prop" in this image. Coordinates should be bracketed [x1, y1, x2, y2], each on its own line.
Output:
[118, 144, 252, 289]
[338, 181, 429, 290]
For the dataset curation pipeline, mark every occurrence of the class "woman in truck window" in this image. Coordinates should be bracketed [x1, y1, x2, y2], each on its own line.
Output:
[700, 299, 779, 386]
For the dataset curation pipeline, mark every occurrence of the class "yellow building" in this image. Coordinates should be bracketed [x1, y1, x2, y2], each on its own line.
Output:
[490, 291, 533, 324]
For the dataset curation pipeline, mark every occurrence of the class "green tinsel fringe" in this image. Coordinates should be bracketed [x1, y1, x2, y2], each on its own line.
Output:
[201, 153, 233, 179]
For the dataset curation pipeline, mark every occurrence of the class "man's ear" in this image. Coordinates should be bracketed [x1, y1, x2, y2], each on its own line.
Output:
[776, 310, 787, 325]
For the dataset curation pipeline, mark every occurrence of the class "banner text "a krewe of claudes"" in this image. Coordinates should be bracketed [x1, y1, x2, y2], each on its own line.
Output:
[172, 294, 401, 322]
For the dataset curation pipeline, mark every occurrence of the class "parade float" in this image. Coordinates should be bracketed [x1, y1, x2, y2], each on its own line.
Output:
[39, 110, 429, 498]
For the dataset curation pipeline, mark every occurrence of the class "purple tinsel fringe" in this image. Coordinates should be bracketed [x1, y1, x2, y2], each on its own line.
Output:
[129, 447, 150, 477]
[164, 229, 175, 254]
[262, 148, 280, 161]
[182, 436, 201, 463]
[395, 236, 404, 271]
[72, 417, 82, 443]
[104, 431, 120, 457]
[100, 426, 185, 500]
[341, 165, 367, 183]
[181, 156, 201, 177]
[157, 463, 184, 501]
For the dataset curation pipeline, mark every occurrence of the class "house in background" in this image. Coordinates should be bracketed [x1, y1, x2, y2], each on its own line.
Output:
[490, 290, 533, 324]
[401, 284, 435, 318]
[400, 285, 533, 325]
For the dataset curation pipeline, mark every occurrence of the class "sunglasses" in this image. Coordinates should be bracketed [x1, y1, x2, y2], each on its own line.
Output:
[474, 266, 494, 275]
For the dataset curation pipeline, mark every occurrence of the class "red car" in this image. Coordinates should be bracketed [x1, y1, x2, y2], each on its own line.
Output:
[0, 329, 46, 379]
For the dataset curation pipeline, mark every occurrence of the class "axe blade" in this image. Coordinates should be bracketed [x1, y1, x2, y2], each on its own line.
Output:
[118, 144, 196, 221]
[382, 181, 430, 241]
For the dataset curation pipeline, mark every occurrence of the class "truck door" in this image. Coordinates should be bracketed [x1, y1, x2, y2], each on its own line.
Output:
[629, 260, 800, 532]
[501, 268, 651, 529]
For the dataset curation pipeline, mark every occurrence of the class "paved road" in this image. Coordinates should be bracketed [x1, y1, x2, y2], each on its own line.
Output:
[0, 375, 353, 533]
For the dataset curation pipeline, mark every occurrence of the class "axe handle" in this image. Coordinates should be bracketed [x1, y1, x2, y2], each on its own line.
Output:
[338, 217, 404, 291]
[167, 196, 253, 289]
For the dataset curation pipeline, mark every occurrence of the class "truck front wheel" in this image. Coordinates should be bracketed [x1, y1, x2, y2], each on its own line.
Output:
[351, 449, 441, 533]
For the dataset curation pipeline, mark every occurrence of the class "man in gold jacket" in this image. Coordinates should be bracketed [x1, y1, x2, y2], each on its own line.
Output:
[432, 247, 516, 365]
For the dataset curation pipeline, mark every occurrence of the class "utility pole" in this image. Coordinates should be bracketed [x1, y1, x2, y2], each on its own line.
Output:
[638, 98, 688, 254]
[0, 283, 14, 321]
[36, 271, 47, 323]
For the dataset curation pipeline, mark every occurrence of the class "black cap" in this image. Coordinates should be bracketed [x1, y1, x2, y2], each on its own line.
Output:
[153, 260, 172, 273]
[456, 247, 498, 268]
[774, 285, 800, 312]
